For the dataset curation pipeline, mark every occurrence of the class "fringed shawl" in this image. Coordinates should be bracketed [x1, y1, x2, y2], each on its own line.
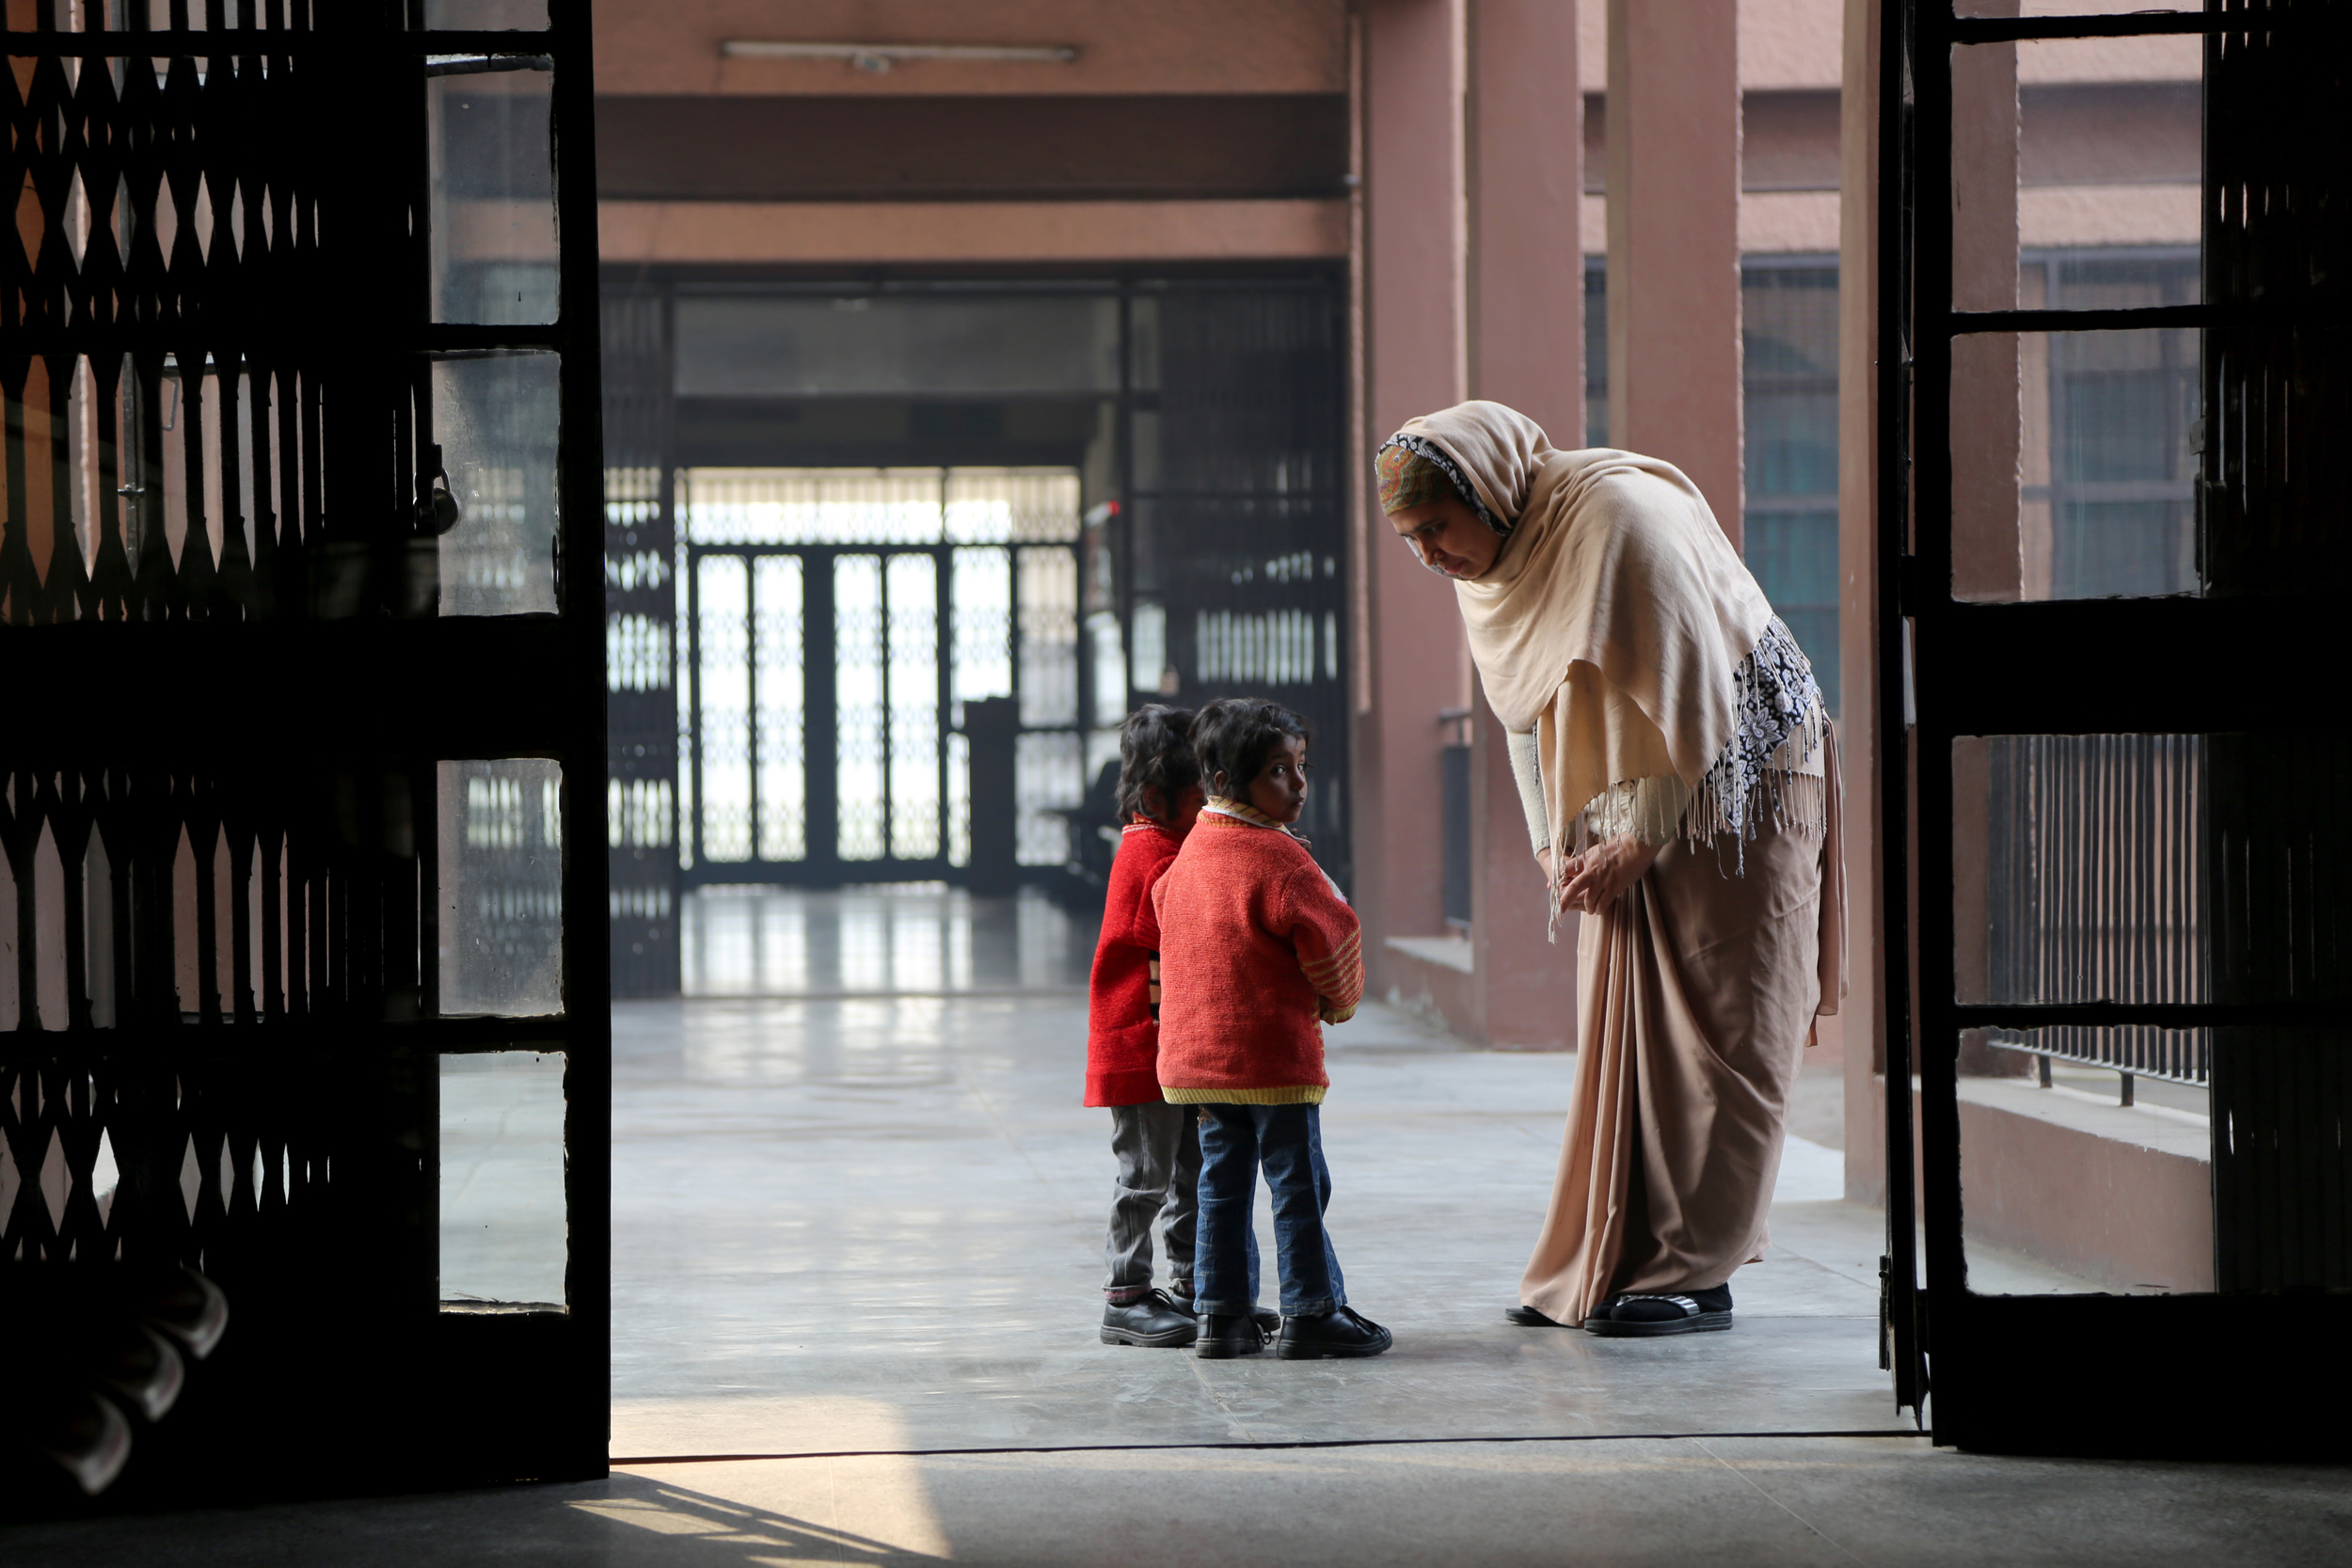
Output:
[1390, 402, 1826, 904]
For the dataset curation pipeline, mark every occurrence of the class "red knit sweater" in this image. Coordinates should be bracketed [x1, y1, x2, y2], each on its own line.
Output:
[1084, 821, 1183, 1106]
[1146, 806, 1364, 1104]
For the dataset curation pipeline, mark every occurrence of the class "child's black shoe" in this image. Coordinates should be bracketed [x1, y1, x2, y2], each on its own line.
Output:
[1193, 1313, 1266, 1359]
[1169, 1287, 1279, 1341]
[1275, 1306, 1392, 1359]
[1100, 1290, 1200, 1348]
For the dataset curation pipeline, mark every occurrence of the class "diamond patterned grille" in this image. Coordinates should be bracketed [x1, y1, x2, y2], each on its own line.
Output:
[3, 27, 330, 626]
[3, 3, 611, 1496]
[0, 764, 425, 1276]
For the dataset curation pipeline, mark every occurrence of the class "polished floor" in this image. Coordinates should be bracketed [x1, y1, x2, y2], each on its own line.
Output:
[16, 1438, 2352, 1565]
[612, 990, 1896, 1457]
[605, 887, 2085, 1459]
[676, 884, 1094, 998]
[13, 888, 2344, 1563]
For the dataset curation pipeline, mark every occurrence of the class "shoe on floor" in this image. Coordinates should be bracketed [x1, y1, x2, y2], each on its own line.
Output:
[1504, 1304, 1565, 1326]
[1101, 1290, 1200, 1348]
[1168, 1291, 1278, 1341]
[1194, 1312, 1267, 1359]
[1583, 1286, 1732, 1338]
[1276, 1306, 1393, 1360]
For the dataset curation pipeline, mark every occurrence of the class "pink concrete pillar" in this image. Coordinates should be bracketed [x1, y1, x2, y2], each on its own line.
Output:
[1469, 679, 1580, 1046]
[1470, 0, 1584, 439]
[1467, 0, 1583, 1048]
[1836, 0, 1887, 1195]
[1605, 0, 1742, 546]
[1357, 0, 1470, 984]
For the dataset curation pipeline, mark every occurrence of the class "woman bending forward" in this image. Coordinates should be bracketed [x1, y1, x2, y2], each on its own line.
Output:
[1377, 402, 1846, 1337]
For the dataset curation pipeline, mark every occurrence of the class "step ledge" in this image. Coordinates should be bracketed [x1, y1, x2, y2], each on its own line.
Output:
[1954, 1074, 2210, 1162]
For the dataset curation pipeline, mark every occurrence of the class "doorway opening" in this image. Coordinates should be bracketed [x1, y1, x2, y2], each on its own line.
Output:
[677, 467, 1090, 892]
[602, 273, 1357, 994]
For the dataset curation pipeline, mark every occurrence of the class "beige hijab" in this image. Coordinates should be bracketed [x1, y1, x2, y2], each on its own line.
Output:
[1394, 401, 1774, 854]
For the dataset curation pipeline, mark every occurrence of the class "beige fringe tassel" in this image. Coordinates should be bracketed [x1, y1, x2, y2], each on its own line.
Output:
[1689, 694, 1831, 850]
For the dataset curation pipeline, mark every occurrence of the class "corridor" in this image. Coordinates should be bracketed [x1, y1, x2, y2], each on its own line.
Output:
[601, 888, 2079, 1460]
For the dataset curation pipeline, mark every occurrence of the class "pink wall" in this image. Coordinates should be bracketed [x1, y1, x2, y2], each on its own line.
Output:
[1836, 0, 1887, 1197]
[1470, 691, 1581, 1048]
[1947, 1093, 2215, 1294]
[1470, 0, 1585, 443]
[596, 0, 1346, 96]
[598, 199, 1346, 265]
[1467, 0, 1586, 1048]
[1949, 6, 2023, 608]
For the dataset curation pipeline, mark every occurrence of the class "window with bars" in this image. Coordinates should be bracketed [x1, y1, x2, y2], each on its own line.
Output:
[2021, 248, 2201, 601]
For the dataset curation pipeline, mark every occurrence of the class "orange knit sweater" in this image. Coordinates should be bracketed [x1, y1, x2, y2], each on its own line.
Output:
[1145, 806, 1364, 1104]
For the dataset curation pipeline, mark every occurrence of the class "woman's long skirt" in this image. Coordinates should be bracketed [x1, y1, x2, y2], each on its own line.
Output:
[1518, 767, 1843, 1327]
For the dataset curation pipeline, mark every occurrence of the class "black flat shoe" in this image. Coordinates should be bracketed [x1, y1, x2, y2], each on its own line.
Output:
[1101, 1290, 1200, 1348]
[1194, 1312, 1266, 1359]
[1169, 1291, 1278, 1340]
[1276, 1306, 1393, 1359]
[1505, 1305, 1565, 1326]
[1583, 1287, 1733, 1338]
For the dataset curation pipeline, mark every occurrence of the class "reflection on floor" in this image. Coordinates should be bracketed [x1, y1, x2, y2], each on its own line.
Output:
[680, 885, 1095, 996]
[610, 889, 2034, 1459]
[612, 990, 1909, 1457]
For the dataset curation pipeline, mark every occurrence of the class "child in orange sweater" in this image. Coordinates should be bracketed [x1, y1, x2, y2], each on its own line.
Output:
[1149, 697, 1391, 1360]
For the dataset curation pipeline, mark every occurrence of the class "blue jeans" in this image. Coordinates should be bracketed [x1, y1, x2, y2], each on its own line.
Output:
[1193, 1102, 1345, 1318]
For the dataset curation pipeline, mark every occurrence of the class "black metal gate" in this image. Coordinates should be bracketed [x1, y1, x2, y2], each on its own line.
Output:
[604, 272, 1352, 931]
[602, 285, 677, 995]
[1883, 0, 2352, 1452]
[1136, 283, 1353, 886]
[1, 2, 609, 1500]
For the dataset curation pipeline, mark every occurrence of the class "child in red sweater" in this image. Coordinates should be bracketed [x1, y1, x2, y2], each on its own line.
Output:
[1150, 698, 1391, 1360]
[1087, 705, 1217, 1349]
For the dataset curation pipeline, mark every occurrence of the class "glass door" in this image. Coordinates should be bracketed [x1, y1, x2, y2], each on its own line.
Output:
[677, 467, 1087, 889]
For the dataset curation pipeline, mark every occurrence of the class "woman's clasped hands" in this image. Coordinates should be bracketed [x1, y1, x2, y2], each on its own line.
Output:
[1536, 837, 1665, 914]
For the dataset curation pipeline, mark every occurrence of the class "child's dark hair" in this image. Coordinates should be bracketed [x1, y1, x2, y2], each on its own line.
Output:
[1193, 697, 1311, 798]
[1116, 705, 1201, 821]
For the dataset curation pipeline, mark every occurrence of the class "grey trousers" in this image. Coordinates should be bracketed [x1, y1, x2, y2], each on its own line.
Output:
[1104, 1100, 1200, 1302]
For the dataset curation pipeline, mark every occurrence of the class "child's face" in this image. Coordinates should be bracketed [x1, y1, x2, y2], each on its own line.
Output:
[1238, 736, 1309, 825]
